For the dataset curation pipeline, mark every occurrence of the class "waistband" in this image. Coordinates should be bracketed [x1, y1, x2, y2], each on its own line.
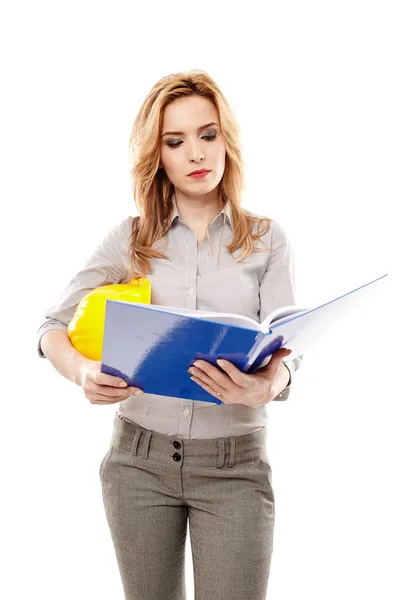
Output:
[111, 413, 267, 469]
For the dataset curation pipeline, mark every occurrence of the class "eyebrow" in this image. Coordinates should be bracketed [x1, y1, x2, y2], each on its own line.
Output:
[162, 122, 219, 137]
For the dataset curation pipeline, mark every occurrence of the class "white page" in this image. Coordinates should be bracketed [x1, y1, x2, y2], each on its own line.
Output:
[261, 273, 389, 360]
[107, 300, 304, 332]
[109, 300, 263, 330]
[260, 306, 309, 332]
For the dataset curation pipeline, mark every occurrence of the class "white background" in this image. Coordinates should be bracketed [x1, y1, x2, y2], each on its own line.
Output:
[1, 1, 398, 598]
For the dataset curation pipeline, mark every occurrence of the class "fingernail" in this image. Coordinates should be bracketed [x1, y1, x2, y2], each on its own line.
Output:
[134, 390, 144, 396]
[119, 381, 127, 387]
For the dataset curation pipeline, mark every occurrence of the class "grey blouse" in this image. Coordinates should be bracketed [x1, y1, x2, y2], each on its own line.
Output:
[37, 197, 303, 439]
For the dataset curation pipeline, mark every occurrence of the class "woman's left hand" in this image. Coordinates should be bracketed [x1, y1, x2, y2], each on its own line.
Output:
[188, 348, 292, 407]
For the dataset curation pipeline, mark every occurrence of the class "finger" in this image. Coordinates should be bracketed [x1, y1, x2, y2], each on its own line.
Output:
[190, 375, 230, 403]
[91, 367, 128, 388]
[86, 384, 141, 398]
[87, 394, 122, 404]
[268, 349, 292, 374]
[190, 369, 227, 395]
[190, 361, 235, 391]
[87, 387, 139, 403]
[216, 359, 248, 387]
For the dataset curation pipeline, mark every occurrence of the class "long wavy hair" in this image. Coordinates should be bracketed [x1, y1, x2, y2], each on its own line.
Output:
[127, 69, 271, 280]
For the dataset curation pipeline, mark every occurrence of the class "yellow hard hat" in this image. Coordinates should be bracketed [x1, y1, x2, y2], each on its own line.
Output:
[67, 277, 151, 361]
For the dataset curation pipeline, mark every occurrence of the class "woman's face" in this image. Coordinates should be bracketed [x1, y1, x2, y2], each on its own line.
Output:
[159, 95, 227, 197]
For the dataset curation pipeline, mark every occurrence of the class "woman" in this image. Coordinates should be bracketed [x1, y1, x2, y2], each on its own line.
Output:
[37, 69, 303, 600]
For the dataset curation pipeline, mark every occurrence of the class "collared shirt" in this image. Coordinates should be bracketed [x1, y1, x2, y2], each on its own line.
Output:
[37, 197, 303, 439]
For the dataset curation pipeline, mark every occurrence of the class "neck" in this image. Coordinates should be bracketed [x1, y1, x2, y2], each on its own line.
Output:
[174, 190, 223, 231]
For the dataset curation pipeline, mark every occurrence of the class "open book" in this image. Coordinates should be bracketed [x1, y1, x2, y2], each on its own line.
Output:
[100, 273, 388, 405]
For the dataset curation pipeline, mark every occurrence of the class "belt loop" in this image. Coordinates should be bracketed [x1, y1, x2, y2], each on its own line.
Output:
[131, 429, 142, 456]
[216, 438, 225, 468]
[141, 431, 152, 459]
[227, 437, 236, 468]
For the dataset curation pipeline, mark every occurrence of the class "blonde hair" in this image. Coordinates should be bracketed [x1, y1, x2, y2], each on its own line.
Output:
[127, 69, 271, 279]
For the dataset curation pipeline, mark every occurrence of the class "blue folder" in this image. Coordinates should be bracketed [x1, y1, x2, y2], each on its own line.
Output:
[100, 273, 388, 405]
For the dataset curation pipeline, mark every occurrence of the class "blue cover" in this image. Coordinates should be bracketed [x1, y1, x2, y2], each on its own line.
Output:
[100, 303, 272, 405]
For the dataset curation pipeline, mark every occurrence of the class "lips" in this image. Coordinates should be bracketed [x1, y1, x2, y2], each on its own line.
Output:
[188, 169, 210, 176]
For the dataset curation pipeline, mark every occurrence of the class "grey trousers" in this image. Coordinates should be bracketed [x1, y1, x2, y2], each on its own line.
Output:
[99, 412, 275, 600]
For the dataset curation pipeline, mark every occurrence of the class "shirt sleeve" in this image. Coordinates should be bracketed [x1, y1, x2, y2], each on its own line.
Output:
[259, 219, 304, 401]
[37, 218, 130, 358]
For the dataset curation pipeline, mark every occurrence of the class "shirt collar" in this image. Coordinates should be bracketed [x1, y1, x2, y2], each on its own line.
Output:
[166, 194, 233, 232]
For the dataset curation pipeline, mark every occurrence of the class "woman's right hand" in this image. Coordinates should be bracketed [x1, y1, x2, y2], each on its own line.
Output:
[78, 360, 143, 405]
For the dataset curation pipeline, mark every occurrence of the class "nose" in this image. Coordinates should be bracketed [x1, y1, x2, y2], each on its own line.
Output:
[187, 142, 205, 163]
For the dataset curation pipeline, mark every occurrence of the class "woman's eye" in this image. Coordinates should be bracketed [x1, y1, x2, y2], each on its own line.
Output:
[166, 140, 182, 148]
[166, 132, 217, 149]
[203, 133, 217, 142]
